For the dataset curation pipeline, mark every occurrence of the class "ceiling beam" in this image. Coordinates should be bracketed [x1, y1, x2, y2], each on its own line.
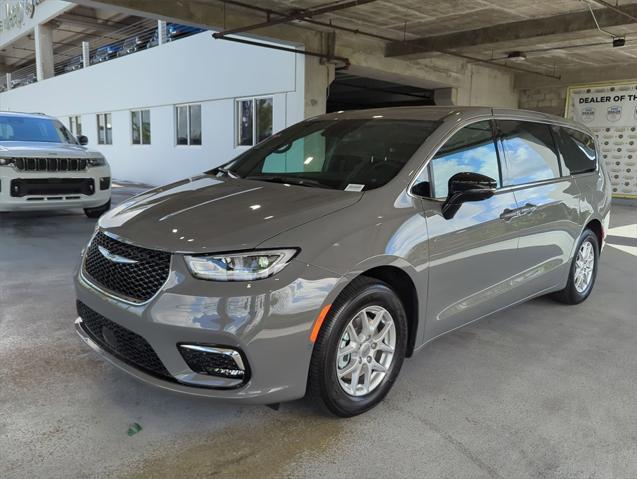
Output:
[213, 0, 377, 38]
[385, 4, 637, 58]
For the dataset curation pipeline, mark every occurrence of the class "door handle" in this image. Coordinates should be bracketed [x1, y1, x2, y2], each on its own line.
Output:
[500, 208, 518, 221]
[518, 203, 538, 216]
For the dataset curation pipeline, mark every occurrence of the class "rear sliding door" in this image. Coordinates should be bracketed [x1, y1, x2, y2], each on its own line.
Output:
[495, 119, 582, 298]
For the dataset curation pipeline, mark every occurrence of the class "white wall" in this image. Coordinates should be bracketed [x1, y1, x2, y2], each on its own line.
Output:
[0, 32, 305, 185]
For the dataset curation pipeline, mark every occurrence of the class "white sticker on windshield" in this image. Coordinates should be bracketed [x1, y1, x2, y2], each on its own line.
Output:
[345, 184, 365, 192]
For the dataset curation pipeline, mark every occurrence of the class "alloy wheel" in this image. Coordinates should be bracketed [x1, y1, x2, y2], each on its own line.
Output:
[335, 305, 396, 397]
[574, 240, 595, 293]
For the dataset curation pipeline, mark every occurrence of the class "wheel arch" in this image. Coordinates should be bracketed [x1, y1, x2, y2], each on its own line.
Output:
[584, 217, 604, 250]
[359, 265, 420, 357]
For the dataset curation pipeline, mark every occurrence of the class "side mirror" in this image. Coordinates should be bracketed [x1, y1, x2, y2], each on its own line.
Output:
[410, 181, 431, 198]
[77, 135, 89, 146]
[441, 172, 497, 220]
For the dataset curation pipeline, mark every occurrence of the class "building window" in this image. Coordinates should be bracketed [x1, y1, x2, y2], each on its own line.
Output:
[236, 97, 273, 146]
[97, 113, 112, 145]
[131, 109, 151, 145]
[69, 115, 82, 136]
[175, 104, 201, 145]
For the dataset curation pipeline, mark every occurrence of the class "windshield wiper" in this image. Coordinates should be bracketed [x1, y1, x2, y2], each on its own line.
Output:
[245, 175, 328, 188]
[213, 166, 240, 178]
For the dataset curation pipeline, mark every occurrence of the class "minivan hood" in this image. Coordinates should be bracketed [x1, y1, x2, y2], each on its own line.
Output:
[99, 175, 362, 253]
[0, 141, 99, 158]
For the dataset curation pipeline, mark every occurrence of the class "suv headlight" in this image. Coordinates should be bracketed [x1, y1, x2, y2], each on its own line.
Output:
[185, 249, 298, 281]
[0, 158, 15, 166]
[87, 157, 106, 167]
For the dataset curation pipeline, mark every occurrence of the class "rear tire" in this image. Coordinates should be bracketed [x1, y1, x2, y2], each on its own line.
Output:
[553, 229, 599, 305]
[84, 199, 111, 218]
[309, 277, 408, 417]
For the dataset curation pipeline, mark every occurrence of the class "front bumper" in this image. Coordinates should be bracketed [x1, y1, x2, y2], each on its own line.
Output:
[0, 166, 111, 211]
[75, 254, 340, 404]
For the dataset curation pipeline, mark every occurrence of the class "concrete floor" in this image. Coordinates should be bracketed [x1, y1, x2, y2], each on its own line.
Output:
[1, 184, 636, 479]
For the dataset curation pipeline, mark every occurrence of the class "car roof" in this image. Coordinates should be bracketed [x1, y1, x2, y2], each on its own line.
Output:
[316, 106, 589, 133]
[0, 111, 55, 120]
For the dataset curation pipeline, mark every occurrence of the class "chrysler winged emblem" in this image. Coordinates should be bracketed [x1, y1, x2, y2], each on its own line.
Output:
[98, 245, 138, 265]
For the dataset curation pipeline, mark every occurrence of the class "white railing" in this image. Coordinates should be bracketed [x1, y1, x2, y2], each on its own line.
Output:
[3, 19, 206, 91]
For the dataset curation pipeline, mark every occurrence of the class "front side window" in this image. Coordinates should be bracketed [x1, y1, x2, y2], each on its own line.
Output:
[554, 126, 597, 175]
[236, 97, 273, 146]
[97, 113, 112, 145]
[0, 115, 77, 144]
[498, 120, 560, 186]
[131, 109, 151, 145]
[222, 119, 440, 191]
[428, 121, 501, 198]
[175, 104, 201, 145]
[69, 115, 82, 136]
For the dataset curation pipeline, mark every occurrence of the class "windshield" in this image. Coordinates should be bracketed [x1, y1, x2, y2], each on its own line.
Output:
[221, 118, 440, 191]
[0, 115, 77, 144]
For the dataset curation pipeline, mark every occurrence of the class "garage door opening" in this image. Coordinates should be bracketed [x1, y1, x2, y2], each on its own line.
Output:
[327, 72, 435, 112]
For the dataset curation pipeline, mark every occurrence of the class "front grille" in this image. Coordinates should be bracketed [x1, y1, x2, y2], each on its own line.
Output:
[83, 231, 171, 303]
[77, 301, 173, 380]
[10, 178, 94, 197]
[14, 157, 87, 172]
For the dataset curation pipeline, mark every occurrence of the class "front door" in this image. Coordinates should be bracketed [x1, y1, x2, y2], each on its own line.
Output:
[418, 120, 522, 341]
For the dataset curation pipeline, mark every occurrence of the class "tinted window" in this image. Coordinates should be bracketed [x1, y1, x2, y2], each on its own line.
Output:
[176, 106, 188, 145]
[429, 120, 500, 198]
[189, 104, 201, 145]
[0, 115, 77, 144]
[499, 120, 560, 186]
[554, 126, 597, 175]
[224, 119, 440, 191]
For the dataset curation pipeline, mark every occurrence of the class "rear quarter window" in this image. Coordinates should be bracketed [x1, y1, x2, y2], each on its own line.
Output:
[554, 126, 597, 175]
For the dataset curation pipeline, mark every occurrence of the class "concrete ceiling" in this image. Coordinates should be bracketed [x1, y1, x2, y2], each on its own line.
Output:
[235, 0, 637, 74]
[0, 6, 144, 71]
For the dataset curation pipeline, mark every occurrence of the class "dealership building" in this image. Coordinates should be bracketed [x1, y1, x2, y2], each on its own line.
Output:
[0, 1, 305, 185]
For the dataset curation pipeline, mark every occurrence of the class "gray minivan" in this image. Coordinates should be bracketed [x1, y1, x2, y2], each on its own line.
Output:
[74, 107, 611, 416]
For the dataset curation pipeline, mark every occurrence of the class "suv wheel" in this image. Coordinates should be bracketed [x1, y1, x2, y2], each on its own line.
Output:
[309, 277, 407, 417]
[84, 199, 111, 219]
[553, 229, 599, 304]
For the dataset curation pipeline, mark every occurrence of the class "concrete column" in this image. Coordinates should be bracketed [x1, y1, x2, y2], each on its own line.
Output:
[304, 56, 335, 118]
[5, 73, 12, 90]
[433, 87, 458, 106]
[158, 20, 167, 45]
[34, 23, 55, 81]
[82, 41, 90, 68]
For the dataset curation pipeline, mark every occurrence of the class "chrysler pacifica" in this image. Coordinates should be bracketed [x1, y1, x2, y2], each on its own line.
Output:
[74, 107, 611, 416]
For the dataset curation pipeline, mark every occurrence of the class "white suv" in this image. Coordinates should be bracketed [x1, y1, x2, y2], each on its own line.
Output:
[0, 111, 111, 218]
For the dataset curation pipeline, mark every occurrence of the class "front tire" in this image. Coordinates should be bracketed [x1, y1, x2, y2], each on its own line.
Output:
[553, 229, 599, 304]
[309, 277, 408, 417]
[84, 199, 111, 218]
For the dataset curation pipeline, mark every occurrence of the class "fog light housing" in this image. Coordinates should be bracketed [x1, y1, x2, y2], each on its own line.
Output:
[178, 344, 248, 381]
[100, 177, 111, 190]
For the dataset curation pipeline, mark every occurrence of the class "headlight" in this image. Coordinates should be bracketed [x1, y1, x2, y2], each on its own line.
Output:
[87, 157, 106, 167]
[185, 249, 298, 281]
[0, 158, 15, 166]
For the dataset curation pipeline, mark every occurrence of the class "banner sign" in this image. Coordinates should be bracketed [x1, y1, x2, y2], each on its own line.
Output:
[566, 82, 637, 198]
